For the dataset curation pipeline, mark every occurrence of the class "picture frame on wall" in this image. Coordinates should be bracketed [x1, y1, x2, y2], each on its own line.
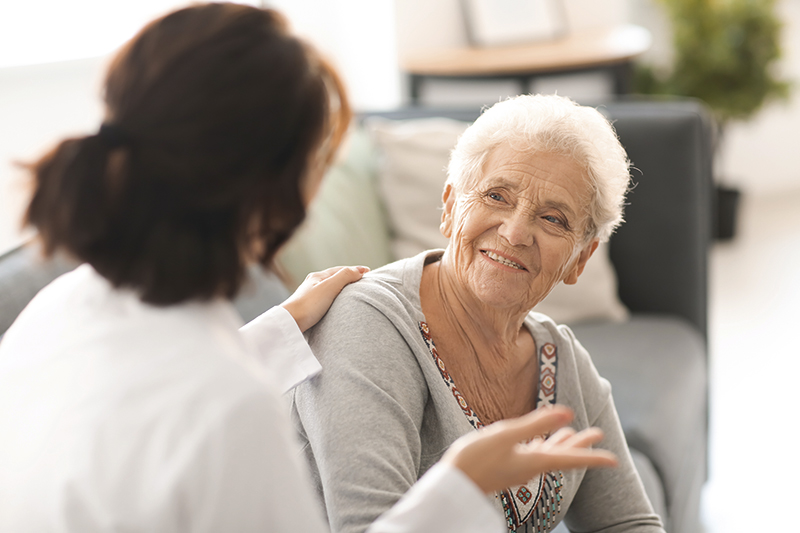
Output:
[461, 0, 568, 47]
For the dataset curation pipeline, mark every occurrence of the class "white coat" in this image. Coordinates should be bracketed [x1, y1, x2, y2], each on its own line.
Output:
[0, 265, 502, 532]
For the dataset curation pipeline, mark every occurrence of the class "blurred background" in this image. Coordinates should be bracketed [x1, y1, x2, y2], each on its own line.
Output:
[1, 1, 798, 531]
[3, 0, 800, 250]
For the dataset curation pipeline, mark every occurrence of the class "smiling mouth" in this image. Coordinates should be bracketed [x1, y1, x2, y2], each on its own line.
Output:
[481, 250, 527, 271]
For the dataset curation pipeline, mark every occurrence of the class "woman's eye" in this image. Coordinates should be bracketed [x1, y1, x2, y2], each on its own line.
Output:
[488, 192, 505, 202]
[543, 215, 563, 225]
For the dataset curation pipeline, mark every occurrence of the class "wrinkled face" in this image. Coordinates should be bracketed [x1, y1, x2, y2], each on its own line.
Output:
[441, 145, 598, 312]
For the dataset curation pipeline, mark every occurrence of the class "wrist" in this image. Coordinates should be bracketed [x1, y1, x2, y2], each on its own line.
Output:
[279, 301, 305, 332]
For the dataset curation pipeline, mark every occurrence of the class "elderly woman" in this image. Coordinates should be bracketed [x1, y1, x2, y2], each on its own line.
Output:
[291, 94, 665, 533]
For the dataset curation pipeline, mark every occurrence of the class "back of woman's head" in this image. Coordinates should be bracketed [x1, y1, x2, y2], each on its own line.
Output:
[26, 2, 350, 305]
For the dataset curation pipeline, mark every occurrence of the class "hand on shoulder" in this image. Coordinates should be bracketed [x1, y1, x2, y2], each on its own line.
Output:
[281, 266, 369, 332]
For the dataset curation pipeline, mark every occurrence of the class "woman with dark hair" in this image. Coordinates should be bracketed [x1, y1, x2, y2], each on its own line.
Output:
[0, 3, 616, 532]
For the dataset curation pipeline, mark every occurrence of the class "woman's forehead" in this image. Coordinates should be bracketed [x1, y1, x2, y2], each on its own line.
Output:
[477, 146, 590, 195]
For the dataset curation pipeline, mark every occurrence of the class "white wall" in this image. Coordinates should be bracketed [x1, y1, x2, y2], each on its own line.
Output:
[0, 0, 236, 254]
[630, 0, 800, 195]
[266, 0, 401, 110]
[395, 0, 632, 104]
[0, 1, 401, 254]
[0, 58, 107, 254]
[716, 0, 800, 194]
[396, 0, 630, 53]
[395, 0, 800, 195]
[3, 0, 800, 254]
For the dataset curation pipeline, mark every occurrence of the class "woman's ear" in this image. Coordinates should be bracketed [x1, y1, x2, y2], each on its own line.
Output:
[440, 183, 456, 238]
[563, 239, 599, 285]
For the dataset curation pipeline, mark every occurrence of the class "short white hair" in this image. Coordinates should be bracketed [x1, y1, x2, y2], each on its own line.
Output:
[446, 94, 631, 243]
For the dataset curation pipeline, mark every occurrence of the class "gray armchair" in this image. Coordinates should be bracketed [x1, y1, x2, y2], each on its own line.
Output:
[571, 100, 711, 533]
[362, 99, 712, 533]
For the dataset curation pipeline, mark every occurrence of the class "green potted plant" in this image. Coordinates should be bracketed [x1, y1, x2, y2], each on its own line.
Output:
[635, 0, 790, 239]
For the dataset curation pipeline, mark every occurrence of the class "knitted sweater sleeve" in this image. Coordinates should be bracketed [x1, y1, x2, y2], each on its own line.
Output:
[290, 285, 432, 533]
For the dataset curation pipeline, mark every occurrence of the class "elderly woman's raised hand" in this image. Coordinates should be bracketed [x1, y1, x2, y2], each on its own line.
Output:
[441, 405, 618, 494]
[281, 266, 370, 332]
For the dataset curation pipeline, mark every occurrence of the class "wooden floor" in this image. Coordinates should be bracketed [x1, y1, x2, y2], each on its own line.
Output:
[701, 189, 800, 532]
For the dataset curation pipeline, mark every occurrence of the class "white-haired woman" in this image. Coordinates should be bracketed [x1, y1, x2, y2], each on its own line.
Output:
[291, 94, 665, 533]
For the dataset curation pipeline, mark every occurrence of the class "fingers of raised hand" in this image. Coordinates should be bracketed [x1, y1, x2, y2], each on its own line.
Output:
[512, 421, 615, 473]
[552, 448, 619, 470]
[538, 427, 605, 455]
[491, 406, 574, 445]
[525, 427, 601, 453]
[517, 445, 618, 472]
[538, 426, 577, 451]
[560, 427, 605, 449]
[442, 412, 616, 494]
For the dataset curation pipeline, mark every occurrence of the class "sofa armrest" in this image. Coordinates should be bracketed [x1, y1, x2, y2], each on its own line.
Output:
[0, 242, 289, 336]
[0, 244, 78, 336]
[572, 315, 707, 533]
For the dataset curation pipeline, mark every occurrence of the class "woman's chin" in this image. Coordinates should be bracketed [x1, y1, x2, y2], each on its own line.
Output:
[471, 282, 538, 313]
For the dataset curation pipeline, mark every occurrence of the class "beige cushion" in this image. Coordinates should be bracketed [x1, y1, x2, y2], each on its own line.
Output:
[277, 127, 394, 289]
[367, 117, 628, 325]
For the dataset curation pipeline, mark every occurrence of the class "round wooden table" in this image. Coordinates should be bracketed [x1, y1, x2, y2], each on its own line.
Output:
[401, 24, 652, 104]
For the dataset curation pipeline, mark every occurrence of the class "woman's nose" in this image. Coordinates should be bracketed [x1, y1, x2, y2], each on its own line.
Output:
[497, 213, 534, 247]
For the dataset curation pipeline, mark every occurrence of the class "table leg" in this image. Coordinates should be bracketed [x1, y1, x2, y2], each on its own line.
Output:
[517, 76, 529, 96]
[409, 74, 422, 106]
[612, 61, 634, 95]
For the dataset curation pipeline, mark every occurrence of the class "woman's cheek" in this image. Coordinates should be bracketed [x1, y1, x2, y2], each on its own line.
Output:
[455, 205, 487, 241]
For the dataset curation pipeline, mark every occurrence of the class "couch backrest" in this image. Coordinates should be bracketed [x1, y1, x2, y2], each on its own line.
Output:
[0, 100, 712, 341]
[0, 245, 77, 336]
[0, 243, 289, 337]
[361, 99, 713, 341]
[602, 100, 712, 341]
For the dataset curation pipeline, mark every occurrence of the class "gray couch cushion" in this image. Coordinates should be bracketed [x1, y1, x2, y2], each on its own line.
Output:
[550, 447, 666, 533]
[630, 447, 667, 527]
[234, 265, 291, 323]
[600, 101, 713, 340]
[0, 243, 289, 337]
[571, 315, 707, 533]
[0, 244, 77, 336]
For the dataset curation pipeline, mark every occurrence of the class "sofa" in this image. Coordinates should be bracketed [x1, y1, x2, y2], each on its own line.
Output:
[0, 99, 712, 533]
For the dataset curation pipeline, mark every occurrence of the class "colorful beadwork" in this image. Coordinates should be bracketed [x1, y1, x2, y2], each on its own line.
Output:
[419, 322, 564, 532]
[538, 343, 558, 408]
[419, 322, 483, 429]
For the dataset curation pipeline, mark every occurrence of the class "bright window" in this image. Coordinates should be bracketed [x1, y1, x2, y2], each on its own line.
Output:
[0, 1, 262, 68]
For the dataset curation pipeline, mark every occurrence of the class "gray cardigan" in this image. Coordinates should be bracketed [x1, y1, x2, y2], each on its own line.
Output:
[290, 250, 664, 533]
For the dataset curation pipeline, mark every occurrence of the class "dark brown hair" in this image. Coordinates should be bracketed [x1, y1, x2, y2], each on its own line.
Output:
[25, 3, 351, 305]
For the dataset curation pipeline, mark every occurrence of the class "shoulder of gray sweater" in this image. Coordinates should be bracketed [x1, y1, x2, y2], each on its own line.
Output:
[304, 256, 426, 369]
[321, 256, 420, 320]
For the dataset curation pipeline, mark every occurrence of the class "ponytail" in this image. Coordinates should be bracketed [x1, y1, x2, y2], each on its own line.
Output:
[22, 3, 351, 306]
[26, 132, 122, 260]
